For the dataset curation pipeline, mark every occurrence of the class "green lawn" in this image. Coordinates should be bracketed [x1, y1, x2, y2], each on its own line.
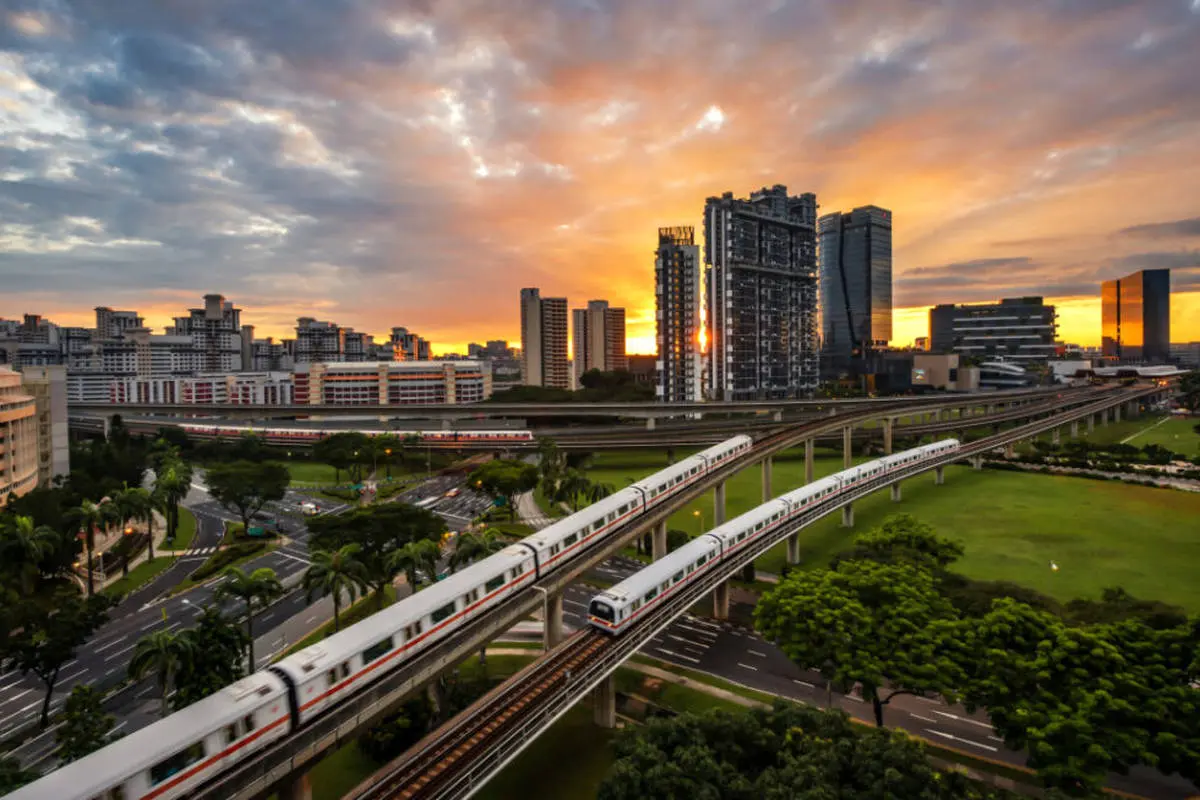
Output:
[584, 448, 1200, 611]
[1078, 415, 1199, 455]
[308, 739, 380, 800]
[158, 507, 196, 552]
[285, 461, 344, 486]
[534, 485, 566, 518]
[101, 556, 176, 598]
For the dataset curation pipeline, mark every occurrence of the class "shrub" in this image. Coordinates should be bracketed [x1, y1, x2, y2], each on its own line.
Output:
[189, 542, 266, 582]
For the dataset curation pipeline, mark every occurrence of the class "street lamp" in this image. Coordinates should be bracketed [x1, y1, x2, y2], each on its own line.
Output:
[384, 448, 392, 480]
[693, 508, 705, 531]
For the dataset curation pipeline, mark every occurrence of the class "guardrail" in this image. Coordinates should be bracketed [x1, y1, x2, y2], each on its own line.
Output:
[347, 386, 1160, 800]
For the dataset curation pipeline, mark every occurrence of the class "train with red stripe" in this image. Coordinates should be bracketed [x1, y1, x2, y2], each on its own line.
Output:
[13, 436, 752, 799]
[588, 439, 961, 634]
[175, 423, 535, 446]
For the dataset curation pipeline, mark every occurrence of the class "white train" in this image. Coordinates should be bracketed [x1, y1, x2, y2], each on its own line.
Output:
[175, 423, 536, 446]
[11, 436, 753, 800]
[587, 439, 961, 634]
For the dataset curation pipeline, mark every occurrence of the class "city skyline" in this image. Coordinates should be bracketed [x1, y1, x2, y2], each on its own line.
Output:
[3, 2, 1200, 353]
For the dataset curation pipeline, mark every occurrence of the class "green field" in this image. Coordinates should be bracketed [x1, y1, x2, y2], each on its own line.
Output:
[158, 507, 196, 552]
[284, 461, 345, 486]
[1078, 415, 1199, 455]
[584, 449, 1200, 611]
[101, 555, 175, 598]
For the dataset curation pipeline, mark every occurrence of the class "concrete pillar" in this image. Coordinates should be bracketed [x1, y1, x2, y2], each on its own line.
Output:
[1004, 442, 1016, 458]
[842, 426, 853, 468]
[651, 521, 668, 561]
[592, 674, 616, 729]
[279, 773, 312, 800]
[1087, 415, 1095, 434]
[646, 417, 656, 431]
[713, 481, 727, 526]
[987, 404, 996, 416]
[1052, 428, 1060, 445]
[543, 591, 564, 650]
[935, 466, 945, 485]
[761, 457, 773, 503]
[103, 415, 112, 441]
[441, 417, 452, 430]
[786, 534, 800, 565]
[972, 456, 983, 471]
[883, 418, 894, 455]
[890, 482, 902, 502]
[841, 503, 854, 528]
[804, 439, 814, 484]
[1070, 420, 1079, 438]
[1114, 404, 1121, 423]
[1102, 408, 1109, 426]
[712, 580, 730, 619]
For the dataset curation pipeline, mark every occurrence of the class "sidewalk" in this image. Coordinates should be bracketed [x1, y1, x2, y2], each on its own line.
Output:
[515, 491, 554, 530]
[82, 510, 172, 592]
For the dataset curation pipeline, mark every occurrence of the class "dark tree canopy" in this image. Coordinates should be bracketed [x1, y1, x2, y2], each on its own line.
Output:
[204, 460, 290, 531]
[56, 685, 117, 764]
[468, 459, 538, 518]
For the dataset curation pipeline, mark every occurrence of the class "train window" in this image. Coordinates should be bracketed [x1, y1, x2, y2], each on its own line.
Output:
[644, 588, 658, 602]
[696, 554, 707, 567]
[150, 741, 206, 785]
[485, 575, 504, 592]
[431, 602, 457, 624]
[225, 723, 238, 744]
[243, 714, 256, 733]
[673, 571, 684, 583]
[550, 544, 560, 555]
[564, 533, 578, 546]
[363, 636, 394, 664]
[660, 581, 670, 592]
[464, 588, 480, 604]
[589, 600, 616, 622]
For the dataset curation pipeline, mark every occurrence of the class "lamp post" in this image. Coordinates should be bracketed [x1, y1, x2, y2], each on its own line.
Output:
[693, 508, 705, 531]
[384, 448, 392, 480]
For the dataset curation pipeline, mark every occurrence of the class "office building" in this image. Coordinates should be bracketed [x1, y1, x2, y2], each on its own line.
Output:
[18, 366, 70, 485]
[167, 294, 244, 372]
[705, 185, 819, 400]
[294, 361, 491, 405]
[519, 288, 569, 389]
[1170, 342, 1200, 369]
[655, 226, 703, 404]
[929, 297, 1058, 364]
[572, 300, 627, 385]
[818, 205, 893, 370]
[1101, 269, 1171, 363]
[0, 367, 38, 506]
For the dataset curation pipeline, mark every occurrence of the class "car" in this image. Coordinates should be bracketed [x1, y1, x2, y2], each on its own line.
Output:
[300, 502, 319, 516]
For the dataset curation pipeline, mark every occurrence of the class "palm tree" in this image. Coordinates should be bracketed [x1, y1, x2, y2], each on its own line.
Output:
[153, 458, 192, 543]
[375, 434, 401, 480]
[0, 515, 60, 594]
[449, 529, 507, 573]
[388, 539, 441, 592]
[303, 545, 370, 633]
[215, 567, 284, 669]
[122, 487, 158, 564]
[585, 480, 615, 504]
[111, 485, 141, 577]
[67, 499, 108, 597]
[554, 469, 592, 511]
[129, 629, 193, 718]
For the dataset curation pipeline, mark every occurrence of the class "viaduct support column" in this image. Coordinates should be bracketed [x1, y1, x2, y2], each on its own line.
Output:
[714, 480, 727, 526]
[761, 457, 773, 503]
[1114, 404, 1121, 423]
[972, 456, 983, 470]
[1087, 414, 1095, 434]
[786, 533, 800, 565]
[935, 466, 945, 485]
[279, 773, 312, 800]
[1102, 408, 1109, 426]
[883, 418, 894, 455]
[712, 580, 730, 619]
[842, 426, 853, 468]
[592, 674, 616, 729]
[1004, 442, 1016, 459]
[645, 417, 656, 431]
[804, 439, 814, 484]
[1052, 428, 1061, 446]
[841, 503, 854, 528]
[543, 591, 564, 651]
[1070, 420, 1079, 438]
[651, 521, 667, 561]
[890, 483, 902, 502]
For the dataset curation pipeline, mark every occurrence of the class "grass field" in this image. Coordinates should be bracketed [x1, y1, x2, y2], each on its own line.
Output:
[1078, 414, 1199, 455]
[584, 449, 1200, 611]
[158, 507, 196, 552]
[101, 556, 175, 598]
[285, 461, 345, 486]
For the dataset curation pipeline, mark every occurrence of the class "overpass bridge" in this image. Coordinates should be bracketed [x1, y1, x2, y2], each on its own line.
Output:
[346, 385, 1163, 800]
[153, 384, 1162, 800]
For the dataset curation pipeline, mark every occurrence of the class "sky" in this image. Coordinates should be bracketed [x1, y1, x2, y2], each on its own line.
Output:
[2, 1, 1200, 356]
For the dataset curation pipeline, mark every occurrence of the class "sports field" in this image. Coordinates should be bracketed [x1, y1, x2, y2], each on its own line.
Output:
[1079, 414, 1199, 455]
[583, 448, 1200, 611]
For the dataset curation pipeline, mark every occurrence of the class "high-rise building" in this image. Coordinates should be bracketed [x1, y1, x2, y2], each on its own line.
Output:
[0, 367, 38, 506]
[818, 205, 893, 371]
[1101, 269, 1171, 363]
[705, 185, 819, 400]
[389, 327, 431, 361]
[519, 288, 569, 388]
[295, 318, 345, 364]
[19, 365, 71, 485]
[655, 226, 702, 403]
[572, 300, 627, 385]
[929, 297, 1058, 363]
[94, 307, 144, 342]
[166, 294, 244, 372]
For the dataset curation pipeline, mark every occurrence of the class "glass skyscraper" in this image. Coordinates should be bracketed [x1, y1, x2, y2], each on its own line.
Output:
[1100, 269, 1170, 363]
[818, 206, 893, 371]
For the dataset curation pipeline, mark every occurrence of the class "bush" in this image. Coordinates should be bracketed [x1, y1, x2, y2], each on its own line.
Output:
[358, 697, 434, 763]
[189, 542, 266, 582]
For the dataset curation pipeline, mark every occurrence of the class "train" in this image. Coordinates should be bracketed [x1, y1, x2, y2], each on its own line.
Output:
[11, 435, 754, 800]
[587, 438, 961, 635]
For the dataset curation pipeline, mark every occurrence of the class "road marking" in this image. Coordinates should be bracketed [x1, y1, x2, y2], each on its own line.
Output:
[913, 695, 941, 705]
[306, 614, 319, 624]
[736, 662, 758, 671]
[747, 649, 767, 658]
[0, 701, 40, 728]
[563, 599, 587, 610]
[683, 616, 722, 630]
[94, 637, 126, 654]
[924, 729, 998, 752]
[910, 713, 938, 723]
[59, 668, 86, 683]
[3, 689, 31, 703]
[677, 622, 718, 639]
[272, 550, 312, 566]
[667, 634, 708, 649]
[988, 736, 1004, 743]
[932, 709, 993, 730]
[654, 647, 700, 664]
[792, 679, 815, 689]
[844, 694, 863, 703]
[107, 721, 127, 737]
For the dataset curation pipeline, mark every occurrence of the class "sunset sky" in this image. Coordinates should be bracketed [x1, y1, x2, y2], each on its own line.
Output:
[2, 1, 1199, 355]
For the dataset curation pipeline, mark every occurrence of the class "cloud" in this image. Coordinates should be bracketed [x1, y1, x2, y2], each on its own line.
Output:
[1, 0, 1199, 350]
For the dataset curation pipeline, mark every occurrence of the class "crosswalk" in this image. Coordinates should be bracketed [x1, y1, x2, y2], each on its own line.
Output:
[184, 546, 218, 556]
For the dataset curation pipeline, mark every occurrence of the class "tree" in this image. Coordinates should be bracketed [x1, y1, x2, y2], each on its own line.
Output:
[304, 545, 370, 633]
[832, 513, 965, 570]
[122, 486, 160, 565]
[308, 502, 446, 608]
[129, 629, 194, 718]
[313, 432, 370, 485]
[110, 484, 143, 577]
[358, 696, 435, 763]
[173, 606, 251, 708]
[205, 460, 290, 533]
[10, 589, 112, 727]
[755, 560, 962, 726]
[468, 460, 539, 520]
[598, 702, 1019, 800]
[375, 433, 401, 479]
[0, 515, 61, 595]
[66, 498, 110, 597]
[153, 457, 193, 543]
[0, 756, 37, 794]
[215, 567, 284, 670]
[448, 529, 507, 573]
[388, 539, 441, 592]
[585, 480, 615, 505]
[56, 685, 117, 763]
[553, 469, 591, 511]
